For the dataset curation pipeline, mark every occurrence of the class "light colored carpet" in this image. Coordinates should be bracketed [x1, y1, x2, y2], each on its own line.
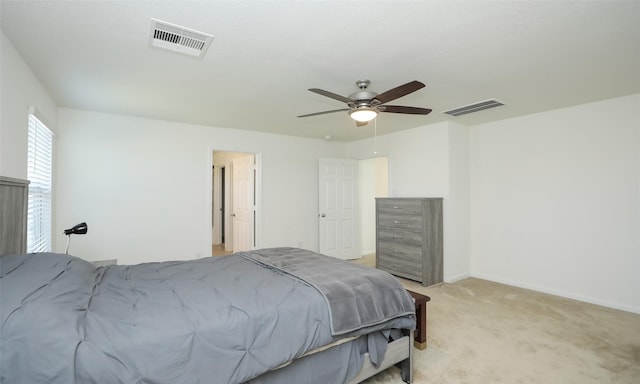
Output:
[353, 257, 640, 383]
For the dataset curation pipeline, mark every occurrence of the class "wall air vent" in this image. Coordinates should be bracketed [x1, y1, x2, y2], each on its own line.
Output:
[443, 99, 505, 117]
[149, 18, 214, 58]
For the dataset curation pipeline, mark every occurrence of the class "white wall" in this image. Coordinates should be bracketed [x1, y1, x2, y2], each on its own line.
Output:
[55, 108, 345, 264]
[470, 94, 640, 313]
[0, 31, 57, 179]
[348, 122, 450, 197]
[446, 122, 471, 281]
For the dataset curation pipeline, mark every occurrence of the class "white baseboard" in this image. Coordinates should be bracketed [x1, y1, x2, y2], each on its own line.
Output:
[444, 272, 470, 283]
[471, 272, 640, 315]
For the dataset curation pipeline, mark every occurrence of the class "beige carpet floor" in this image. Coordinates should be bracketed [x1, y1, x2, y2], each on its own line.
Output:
[357, 272, 640, 384]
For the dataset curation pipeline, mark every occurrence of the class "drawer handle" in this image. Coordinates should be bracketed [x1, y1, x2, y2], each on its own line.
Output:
[393, 206, 400, 209]
[393, 220, 399, 224]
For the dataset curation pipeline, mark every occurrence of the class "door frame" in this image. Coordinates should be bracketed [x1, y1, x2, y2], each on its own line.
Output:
[212, 165, 223, 245]
[209, 149, 261, 254]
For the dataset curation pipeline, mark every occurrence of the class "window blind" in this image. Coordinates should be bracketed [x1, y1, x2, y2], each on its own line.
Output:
[26, 113, 53, 253]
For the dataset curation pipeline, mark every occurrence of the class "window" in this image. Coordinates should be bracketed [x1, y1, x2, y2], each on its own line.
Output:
[26, 112, 53, 253]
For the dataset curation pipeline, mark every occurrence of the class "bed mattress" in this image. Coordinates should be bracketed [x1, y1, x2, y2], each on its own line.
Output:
[0, 249, 414, 383]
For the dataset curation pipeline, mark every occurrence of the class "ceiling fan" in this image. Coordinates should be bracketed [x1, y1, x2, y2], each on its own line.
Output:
[297, 80, 432, 127]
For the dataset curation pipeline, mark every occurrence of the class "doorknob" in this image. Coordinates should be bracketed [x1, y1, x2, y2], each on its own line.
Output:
[319, 213, 326, 218]
[231, 213, 236, 217]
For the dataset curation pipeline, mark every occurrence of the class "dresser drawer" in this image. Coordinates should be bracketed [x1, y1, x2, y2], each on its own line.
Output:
[377, 241, 423, 264]
[377, 199, 423, 216]
[378, 213, 423, 232]
[377, 227, 424, 247]
[377, 253, 422, 281]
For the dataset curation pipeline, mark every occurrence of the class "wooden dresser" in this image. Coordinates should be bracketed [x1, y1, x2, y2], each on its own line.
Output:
[376, 197, 443, 286]
[0, 176, 30, 256]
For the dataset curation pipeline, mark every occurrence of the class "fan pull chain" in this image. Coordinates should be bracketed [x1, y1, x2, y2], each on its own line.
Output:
[373, 118, 378, 154]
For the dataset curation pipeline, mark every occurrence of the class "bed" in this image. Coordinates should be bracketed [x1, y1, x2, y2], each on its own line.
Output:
[0, 247, 416, 383]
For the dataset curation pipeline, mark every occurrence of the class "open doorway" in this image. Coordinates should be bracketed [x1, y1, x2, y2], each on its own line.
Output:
[211, 151, 260, 256]
[358, 156, 388, 257]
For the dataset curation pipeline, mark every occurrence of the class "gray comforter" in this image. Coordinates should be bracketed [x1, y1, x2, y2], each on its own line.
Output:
[239, 248, 416, 336]
[1, 249, 415, 383]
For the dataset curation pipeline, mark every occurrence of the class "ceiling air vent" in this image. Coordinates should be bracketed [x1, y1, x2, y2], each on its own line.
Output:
[149, 18, 213, 58]
[443, 99, 505, 117]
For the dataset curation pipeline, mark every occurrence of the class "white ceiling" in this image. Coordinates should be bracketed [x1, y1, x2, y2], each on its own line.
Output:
[2, 1, 639, 142]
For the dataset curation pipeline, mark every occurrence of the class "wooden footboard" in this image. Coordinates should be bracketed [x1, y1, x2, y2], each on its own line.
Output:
[347, 330, 414, 384]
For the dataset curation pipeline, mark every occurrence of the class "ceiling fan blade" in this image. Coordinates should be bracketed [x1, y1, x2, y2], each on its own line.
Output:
[308, 88, 353, 104]
[380, 105, 432, 115]
[356, 120, 369, 127]
[374, 81, 425, 104]
[297, 108, 349, 118]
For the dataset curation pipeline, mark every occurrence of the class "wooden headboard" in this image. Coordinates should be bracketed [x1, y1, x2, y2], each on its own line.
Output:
[0, 176, 29, 256]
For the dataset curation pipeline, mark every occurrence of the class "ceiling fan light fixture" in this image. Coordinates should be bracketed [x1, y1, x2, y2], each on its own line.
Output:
[350, 107, 377, 122]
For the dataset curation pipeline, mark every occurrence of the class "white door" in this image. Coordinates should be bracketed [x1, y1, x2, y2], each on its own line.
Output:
[318, 158, 360, 259]
[232, 154, 254, 252]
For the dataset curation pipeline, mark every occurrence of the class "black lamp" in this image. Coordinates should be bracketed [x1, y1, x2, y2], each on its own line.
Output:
[63, 222, 88, 254]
